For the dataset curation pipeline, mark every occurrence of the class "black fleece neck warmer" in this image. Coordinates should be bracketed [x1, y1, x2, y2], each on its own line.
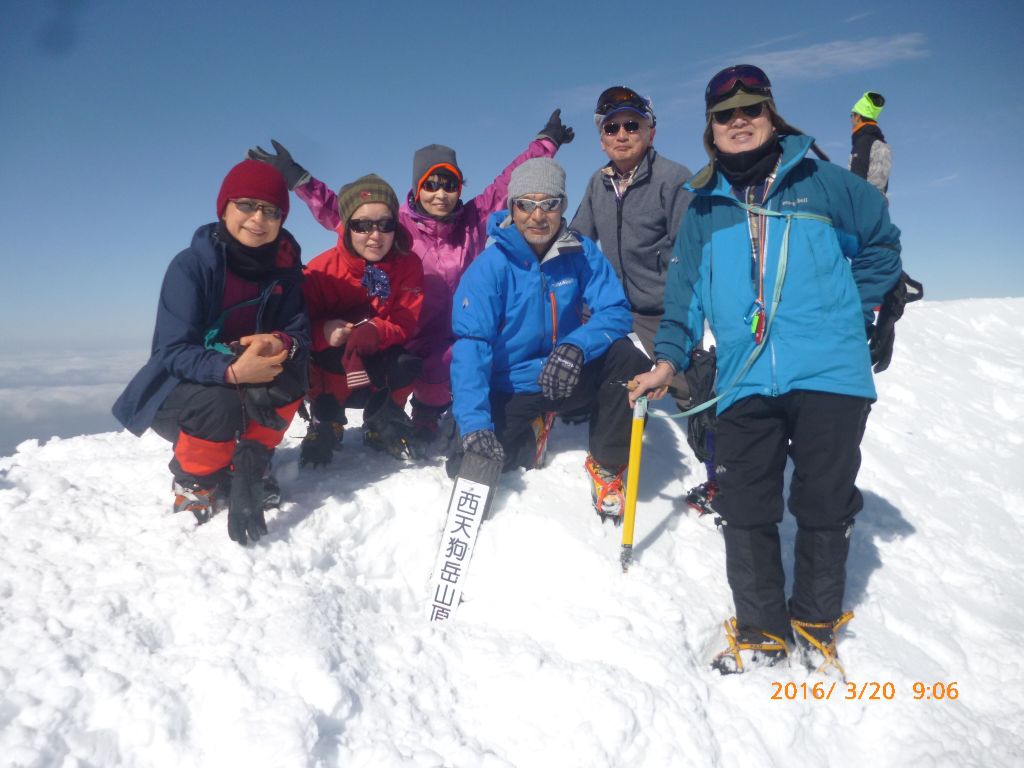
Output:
[217, 221, 282, 282]
[716, 134, 782, 189]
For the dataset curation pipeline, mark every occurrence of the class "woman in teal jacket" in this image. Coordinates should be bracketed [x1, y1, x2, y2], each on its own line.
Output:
[631, 65, 902, 677]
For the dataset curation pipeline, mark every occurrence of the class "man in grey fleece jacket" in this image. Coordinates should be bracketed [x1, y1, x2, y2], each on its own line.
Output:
[570, 85, 694, 404]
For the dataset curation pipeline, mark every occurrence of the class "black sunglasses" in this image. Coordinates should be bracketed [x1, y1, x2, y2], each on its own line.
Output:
[602, 120, 641, 136]
[421, 177, 460, 193]
[349, 218, 397, 234]
[712, 102, 767, 125]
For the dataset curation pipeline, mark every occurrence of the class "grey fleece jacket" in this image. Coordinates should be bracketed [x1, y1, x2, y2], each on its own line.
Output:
[570, 148, 693, 315]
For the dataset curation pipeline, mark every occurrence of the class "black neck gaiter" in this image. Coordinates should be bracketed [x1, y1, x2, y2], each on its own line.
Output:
[217, 221, 281, 282]
[716, 134, 782, 189]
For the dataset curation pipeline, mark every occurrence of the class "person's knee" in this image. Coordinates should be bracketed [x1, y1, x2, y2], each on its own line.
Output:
[179, 386, 244, 442]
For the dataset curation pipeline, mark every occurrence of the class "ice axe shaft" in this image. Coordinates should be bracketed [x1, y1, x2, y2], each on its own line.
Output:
[620, 396, 647, 572]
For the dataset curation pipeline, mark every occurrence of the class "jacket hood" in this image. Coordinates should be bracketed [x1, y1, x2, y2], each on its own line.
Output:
[485, 209, 581, 265]
[404, 189, 464, 231]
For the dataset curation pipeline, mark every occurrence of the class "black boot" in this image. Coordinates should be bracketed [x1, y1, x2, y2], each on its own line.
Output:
[228, 440, 271, 546]
[363, 390, 418, 460]
[721, 522, 791, 641]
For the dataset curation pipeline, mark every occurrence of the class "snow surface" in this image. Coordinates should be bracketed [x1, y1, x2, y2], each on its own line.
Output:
[1, 298, 1022, 768]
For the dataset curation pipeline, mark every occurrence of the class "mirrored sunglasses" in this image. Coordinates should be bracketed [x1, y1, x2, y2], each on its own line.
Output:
[232, 199, 284, 220]
[602, 119, 641, 136]
[513, 197, 563, 214]
[421, 177, 460, 193]
[349, 218, 397, 234]
[712, 102, 767, 125]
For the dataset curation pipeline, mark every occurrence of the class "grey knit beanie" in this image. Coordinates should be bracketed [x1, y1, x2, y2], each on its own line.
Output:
[412, 144, 463, 193]
[507, 158, 567, 210]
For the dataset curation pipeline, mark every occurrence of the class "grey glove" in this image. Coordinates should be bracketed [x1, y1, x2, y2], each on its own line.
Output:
[537, 109, 575, 147]
[247, 139, 310, 190]
[462, 429, 506, 463]
[538, 343, 584, 400]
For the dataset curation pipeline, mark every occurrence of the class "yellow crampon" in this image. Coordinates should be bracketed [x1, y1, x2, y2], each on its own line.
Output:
[791, 611, 855, 681]
[713, 617, 789, 674]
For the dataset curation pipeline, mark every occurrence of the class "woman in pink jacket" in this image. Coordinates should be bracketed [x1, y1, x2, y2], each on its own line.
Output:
[248, 110, 574, 441]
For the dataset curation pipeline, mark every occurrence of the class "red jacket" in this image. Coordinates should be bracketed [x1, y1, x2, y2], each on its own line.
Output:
[303, 225, 424, 353]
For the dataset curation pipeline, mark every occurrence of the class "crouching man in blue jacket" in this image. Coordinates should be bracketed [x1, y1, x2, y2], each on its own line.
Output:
[448, 158, 650, 520]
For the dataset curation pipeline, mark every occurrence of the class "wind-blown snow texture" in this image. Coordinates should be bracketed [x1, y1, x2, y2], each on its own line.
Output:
[2, 299, 1022, 767]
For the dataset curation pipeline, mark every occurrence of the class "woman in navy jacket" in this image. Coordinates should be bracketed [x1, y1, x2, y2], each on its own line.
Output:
[113, 159, 310, 546]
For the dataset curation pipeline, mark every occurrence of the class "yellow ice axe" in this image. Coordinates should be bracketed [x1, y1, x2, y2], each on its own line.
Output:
[620, 395, 647, 572]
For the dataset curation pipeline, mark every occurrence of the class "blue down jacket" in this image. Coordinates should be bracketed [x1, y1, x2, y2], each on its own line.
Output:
[112, 223, 309, 436]
[654, 134, 902, 414]
[451, 211, 632, 436]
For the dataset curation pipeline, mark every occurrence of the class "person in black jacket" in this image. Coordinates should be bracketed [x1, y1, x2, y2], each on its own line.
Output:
[112, 159, 310, 545]
[849, 91, 892, 196]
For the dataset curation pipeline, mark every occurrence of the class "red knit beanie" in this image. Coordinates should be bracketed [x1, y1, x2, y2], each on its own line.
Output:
[216, 159, 290, 222]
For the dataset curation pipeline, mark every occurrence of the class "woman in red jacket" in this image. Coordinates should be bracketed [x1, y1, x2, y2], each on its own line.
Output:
[301, 174, 425, 466]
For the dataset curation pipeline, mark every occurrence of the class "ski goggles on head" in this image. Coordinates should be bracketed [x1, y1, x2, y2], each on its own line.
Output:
[704, 64, 772, 110]
[595, 86, 655, 125]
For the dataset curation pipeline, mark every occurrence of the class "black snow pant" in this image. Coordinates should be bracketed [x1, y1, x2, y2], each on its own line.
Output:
[151, 361, 307, 484]
[713, 390, 871, 639]
[451, 337, 650, 475]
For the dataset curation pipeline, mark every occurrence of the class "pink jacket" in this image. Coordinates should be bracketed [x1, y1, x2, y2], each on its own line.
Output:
[294, 137, 558, 358]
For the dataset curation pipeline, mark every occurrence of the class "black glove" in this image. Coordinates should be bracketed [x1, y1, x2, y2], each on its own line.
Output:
[247, 139, 310, 190]
[868, 271, 924, 374]
[538, 343, 584, 400]
[228, 440, 271, 545]
[537, 109, 575, 147]
[462, 429, 506, 463]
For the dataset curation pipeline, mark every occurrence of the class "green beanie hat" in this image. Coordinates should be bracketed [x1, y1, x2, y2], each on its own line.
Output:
[337, 173, 400, 224]
[852, 92, 885, 121]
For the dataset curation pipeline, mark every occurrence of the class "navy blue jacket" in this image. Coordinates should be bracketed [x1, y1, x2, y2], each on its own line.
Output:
[112, 224, 309, 436]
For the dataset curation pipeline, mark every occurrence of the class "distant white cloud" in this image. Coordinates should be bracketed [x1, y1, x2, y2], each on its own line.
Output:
[930, 173, 959, 187]
[0, 349, 144, 456]
[844, 12, 875, 23]
[748, 33, 928, 79]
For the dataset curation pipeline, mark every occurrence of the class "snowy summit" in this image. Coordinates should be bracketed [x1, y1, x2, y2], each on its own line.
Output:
[1, 298, 1022, 767]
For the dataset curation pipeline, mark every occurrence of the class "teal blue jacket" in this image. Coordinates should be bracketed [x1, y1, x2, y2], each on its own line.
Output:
[654, 134, 902, 413]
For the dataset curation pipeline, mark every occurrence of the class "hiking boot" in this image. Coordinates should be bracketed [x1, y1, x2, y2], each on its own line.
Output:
[411, 398, 447, 444]
[710, 617, 790, 675]
[791, 612, 854, 680]
[172, 479, 224, 525]
[300, 420, 344, 467]
[262, 472, 281, 510]
[585, 454, 625, 524]
[685, 480, 719, 516]
[363, 395, 419, 460]
[531, 413, 555, 468]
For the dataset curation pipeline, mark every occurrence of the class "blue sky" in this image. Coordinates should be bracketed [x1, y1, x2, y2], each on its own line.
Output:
[3, 0, 1021, 350]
